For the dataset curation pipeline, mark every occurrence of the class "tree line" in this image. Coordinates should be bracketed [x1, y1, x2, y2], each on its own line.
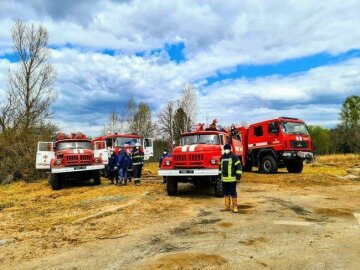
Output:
[102, 83, 198, 161]
[0, 21, 57, 183]
[307, 95, 360, 155]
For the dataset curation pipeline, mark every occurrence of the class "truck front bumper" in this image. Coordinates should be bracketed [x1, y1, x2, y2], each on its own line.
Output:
[282, 151, 314, 160]
[158, 169, 219, 177]
[51, 164, 105, 174]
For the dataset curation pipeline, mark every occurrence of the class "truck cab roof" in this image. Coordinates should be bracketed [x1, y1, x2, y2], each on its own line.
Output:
[92, 134, 141, 141]
[181, 130, 228, 136]
[249, 117, 305, 127]
[55, 139, 91, 144]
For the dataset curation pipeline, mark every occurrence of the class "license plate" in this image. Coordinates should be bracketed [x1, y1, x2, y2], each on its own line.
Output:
[74, 166, 86, 170]
[179, 169, 194, 174]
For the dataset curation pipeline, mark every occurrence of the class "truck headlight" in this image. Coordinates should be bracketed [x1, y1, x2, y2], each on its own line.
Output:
[165, 160, 171, 166]
[55, 160, 62, 165]
[210, 159, 216, 165]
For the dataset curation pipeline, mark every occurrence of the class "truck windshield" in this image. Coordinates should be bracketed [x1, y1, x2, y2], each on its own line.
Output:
[181, 134, 219, 145]
[281, 122, 309, 135]
[115, 137, 141, 147]
[57, 141, 91, 150]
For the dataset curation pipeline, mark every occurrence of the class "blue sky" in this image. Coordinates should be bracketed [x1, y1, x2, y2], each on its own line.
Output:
[0, 0, 359, 136]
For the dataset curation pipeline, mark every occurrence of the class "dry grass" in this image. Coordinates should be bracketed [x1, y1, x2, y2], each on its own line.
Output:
[0, 154, 358, 267]
[0, 178, 190, 267]
[315, 154, 360, 166]
[143, 162, 160, 176]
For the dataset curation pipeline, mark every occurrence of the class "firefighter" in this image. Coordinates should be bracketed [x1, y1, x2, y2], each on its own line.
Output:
[127, 154, 133, 183]
[230, 124, 241, 140]
[117, 147, 127, 185]
[218, 144, 242, 213]
[207, 118, 218, 130]
[131, 143, 144, 186]
[159, 149, 171, 183]
[108, 150, 119, 184]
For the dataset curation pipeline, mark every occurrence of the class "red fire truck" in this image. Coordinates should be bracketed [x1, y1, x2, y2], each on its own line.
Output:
[36, 133, 105, 190]
[159, 117, 313, 196]
[91, 133, 154, 176]
[158, 124, 243, 197]
[240, 117, 313, 174]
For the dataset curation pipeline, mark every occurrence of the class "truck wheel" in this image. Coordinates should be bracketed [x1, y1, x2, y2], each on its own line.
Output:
[286, 160, 303, 173]
[166, 177, 178, 196]
[261, 155, 278, 174]
[93, 170, 101, 185]
[50, 173, 63, 190]
[214, 178, 224, 197]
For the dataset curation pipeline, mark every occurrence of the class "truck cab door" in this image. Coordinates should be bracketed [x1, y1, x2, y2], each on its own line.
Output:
[143, 138, 154, 160]
[267, 122, 280, 147]
[94, 141, 108, 165]
[36, 142, 55, 169]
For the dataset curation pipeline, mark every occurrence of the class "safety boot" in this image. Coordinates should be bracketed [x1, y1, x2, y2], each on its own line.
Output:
[232, 197, 238, 213]
[221, 196, 231, 211]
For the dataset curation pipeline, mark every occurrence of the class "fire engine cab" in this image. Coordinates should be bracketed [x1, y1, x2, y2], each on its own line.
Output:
[158, 123, 243, 197]
[92, 133, 154, 175]
[240, 117, 313, 174]
[36, 133, 104, 190]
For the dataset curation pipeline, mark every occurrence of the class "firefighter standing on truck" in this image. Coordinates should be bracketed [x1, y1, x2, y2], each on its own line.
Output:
[219, 144, 242, 213]
[131, 143, 144, 186]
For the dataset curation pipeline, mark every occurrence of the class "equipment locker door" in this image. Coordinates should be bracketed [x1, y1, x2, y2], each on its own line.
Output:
[36, 142, 55, 169]
[143, 138, 154, 160]
[94, 141, 108, 165]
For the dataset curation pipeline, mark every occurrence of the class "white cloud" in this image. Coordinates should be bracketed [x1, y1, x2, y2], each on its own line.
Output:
[0, 1, 359, 135]
[199, 58, 360, 126]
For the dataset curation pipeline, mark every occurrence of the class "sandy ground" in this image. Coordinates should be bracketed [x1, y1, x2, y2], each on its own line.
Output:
[0, 162, 359, 270]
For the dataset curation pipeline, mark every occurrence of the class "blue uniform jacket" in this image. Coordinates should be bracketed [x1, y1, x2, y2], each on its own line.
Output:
[159, 152, 171, 167]
[116, 150, 128, 169]
[108, 153, 118, 170]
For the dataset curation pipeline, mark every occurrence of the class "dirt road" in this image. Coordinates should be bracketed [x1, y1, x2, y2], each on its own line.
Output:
[1, 162, 360, 269]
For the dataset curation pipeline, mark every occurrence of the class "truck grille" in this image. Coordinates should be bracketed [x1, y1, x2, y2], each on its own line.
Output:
[174, 154, 186, 162]
[173, 153, 204, 167]
[65, 154, 92, 165]
[189, 154, 204, 163]
[290, 141, 309, 149]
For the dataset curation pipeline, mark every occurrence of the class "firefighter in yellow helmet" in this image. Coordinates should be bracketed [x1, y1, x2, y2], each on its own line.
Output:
[219, 144, 242, 213]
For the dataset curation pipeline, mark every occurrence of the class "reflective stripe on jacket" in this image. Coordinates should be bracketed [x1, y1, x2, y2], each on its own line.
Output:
[218, 152, 242, 182]
[131, 149, 144, 166]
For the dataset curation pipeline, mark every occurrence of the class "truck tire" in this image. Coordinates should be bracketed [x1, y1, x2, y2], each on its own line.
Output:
[261, 155, 278, 174]
[214, 177, 224, 197]
[166, 176, 178, 196]
[93, 170, 101, 185]
[286, 159, 303, 173]
[50, 173, 62, 190]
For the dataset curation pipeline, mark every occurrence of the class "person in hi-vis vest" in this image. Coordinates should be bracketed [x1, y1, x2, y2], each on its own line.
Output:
[219, 144, 242, 213]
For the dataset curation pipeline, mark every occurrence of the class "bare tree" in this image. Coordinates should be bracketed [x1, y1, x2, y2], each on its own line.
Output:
[1, 20, 56, 132]
[0, 91, 16, 132]
[157, 100, 175, 144]
[179, 83, 198, 132]
[129, 102, 155, 138]
[102, 110, 127, 134]
[173, 107, 188, 145]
